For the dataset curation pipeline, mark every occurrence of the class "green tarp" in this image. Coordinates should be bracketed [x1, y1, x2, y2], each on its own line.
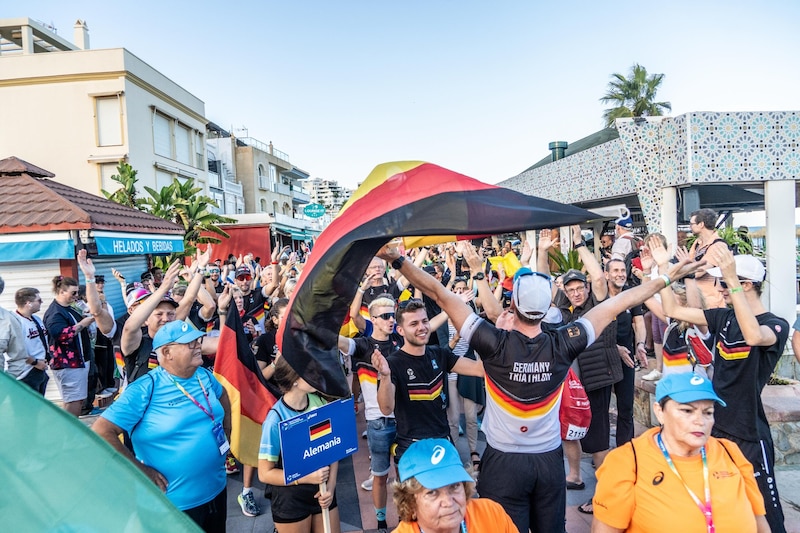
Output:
[0, 372, 201, 532]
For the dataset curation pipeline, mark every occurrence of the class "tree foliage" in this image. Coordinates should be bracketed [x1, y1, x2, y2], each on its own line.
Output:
[102, 161, 235, 261]
[600, 63, 672, 128]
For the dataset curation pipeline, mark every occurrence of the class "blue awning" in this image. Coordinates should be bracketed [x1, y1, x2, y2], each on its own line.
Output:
[93, 231, 184, 256]
[0, 232, 74, 262]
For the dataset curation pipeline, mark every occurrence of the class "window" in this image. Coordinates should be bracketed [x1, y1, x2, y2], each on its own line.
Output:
[260, 199, 267, 212]
[99, 163, 119, 192]
[195, 133, 205, 169]
[269, 164, 277, 185]
[95, 96, 122, 146]
[175, 123, 191, 165]
[272, 201, 279, 214]
[153, 112, 171, 157]
[258, 164, 268, 190]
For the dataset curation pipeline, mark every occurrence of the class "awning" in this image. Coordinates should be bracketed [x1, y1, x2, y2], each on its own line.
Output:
[0, 232, 74, 262]
[93, 231, 184, 256]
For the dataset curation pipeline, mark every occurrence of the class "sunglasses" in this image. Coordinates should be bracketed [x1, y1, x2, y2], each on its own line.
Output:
[717, 279, 751, 289]
[373, 312, 395, 321]
[208, 269, 220, 274]
[398, 298, 423, 309]
[236, 275, 252, 281]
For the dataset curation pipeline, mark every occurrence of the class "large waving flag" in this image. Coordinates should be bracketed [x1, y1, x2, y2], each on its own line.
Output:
[0, 373, 201, 531]
[278, 161, 597, 397]
[214, 309, 280, 466]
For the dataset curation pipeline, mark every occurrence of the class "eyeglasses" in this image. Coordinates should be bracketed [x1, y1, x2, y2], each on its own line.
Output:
[564, 287, 586, 295]
[373, 312, 395, 321]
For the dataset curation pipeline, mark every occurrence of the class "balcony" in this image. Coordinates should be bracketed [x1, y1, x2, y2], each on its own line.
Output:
[258, 176, 269, 190]
[272, 182, 292, 196]
[239, 137, 290, 163]
[224, 180, 243, 196]
[208, 170, 222, 190]
[291, 187, 310, 204]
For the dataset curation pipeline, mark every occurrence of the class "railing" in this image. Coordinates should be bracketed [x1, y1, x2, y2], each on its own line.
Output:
[272, 182, 292, 196]
[239, 137, 290, 162]
[224, 180, 243, 196]
[258, 176, 269, 190]
[208, 171, 222, 189]
[291, 189, 310, 203]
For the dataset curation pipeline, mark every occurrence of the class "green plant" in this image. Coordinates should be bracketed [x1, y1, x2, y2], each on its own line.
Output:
[101, 162, 144, 209]
[685, 226, 753, 255]
[600, 63, 672, 128]
[548, 250, 584, 275]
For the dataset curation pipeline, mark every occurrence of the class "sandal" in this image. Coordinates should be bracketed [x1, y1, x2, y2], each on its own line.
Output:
[470, 451, 481, 472]
[577, 499, 593, 515]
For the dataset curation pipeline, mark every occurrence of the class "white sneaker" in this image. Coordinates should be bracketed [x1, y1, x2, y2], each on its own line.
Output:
[361, 475, 374, 491]
[641, 369, 662, 381]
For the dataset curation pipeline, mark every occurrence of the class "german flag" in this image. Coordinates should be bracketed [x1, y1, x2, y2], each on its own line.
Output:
[278, 161, 596, 397]
[309, 419, 332, 441]
[214, 307, 281, 466]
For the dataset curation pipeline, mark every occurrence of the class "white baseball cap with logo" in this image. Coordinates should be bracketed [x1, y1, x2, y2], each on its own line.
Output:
[512, 268, 553, 320]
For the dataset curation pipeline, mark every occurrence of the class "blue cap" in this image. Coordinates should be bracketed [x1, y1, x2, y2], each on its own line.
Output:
[398, 439, 473, 489]
[152, 320, 206, 350]
[615, 214, 634, 229]
[655, 373, 726, 407]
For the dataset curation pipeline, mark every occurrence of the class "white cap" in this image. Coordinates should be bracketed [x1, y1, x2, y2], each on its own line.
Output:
[512, 268, 553, 320]
[705, 255, 765, 283]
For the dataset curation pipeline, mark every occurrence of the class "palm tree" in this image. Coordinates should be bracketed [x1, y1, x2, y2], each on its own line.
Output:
[600, 63, 672, 128]
[101, 162, 144, 209]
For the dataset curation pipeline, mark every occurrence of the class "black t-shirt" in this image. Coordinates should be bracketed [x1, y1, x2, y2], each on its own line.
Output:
[242, 289, 266, 316]
[705, 308, 789, 442]
[385, 346, 458, 447]
[361, 282, 402, 306]
[255, 330, 279, 365]
[615, 301, 643, 351]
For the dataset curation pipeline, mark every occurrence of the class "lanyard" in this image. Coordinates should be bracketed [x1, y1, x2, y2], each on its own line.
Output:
[656, 432, 714, 533]
[169, 374, 215, 424]
[419, 520, 467, 533]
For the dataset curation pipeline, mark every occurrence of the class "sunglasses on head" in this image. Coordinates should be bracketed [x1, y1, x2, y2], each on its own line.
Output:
[374, 312, 395, 321]
[398, 298, 423, 309]
[514, 269, 552, 285]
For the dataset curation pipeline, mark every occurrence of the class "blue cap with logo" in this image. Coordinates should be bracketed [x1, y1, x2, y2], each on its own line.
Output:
[398, 438, 473, 489]
[655, 373, 726, 406]
[152, 320, 206, 350]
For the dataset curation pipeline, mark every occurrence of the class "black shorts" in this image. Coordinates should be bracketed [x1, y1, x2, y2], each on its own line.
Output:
[270, 484, 338, 524]
[581, 385, 612, 454]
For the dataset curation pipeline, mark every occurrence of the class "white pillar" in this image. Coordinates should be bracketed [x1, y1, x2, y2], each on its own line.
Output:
[21, 24, 34, 54]
[763, 180, 796, 322]
[660, 186, 678, 246]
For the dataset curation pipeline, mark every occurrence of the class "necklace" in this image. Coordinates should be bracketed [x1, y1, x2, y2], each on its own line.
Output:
[284, 394, 309, 412]
[656, 432, 714, 532]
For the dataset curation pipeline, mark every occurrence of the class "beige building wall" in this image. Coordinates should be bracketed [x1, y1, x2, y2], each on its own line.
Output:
[0, 47, 207, 196]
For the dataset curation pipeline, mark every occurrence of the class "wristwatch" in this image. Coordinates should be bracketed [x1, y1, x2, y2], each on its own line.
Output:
[472, 272, 485, 281]
[391, 256, 406, 270]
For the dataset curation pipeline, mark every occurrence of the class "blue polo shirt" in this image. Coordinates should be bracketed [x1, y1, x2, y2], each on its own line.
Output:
[102, 366, 227, 510]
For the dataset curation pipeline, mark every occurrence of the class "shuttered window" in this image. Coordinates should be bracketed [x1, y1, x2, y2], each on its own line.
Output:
[153, 112, 172, 157]
[96, 96, 122, 146]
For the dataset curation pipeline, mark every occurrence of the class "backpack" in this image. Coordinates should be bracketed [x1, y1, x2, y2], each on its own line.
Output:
[621, 233, 644, 287]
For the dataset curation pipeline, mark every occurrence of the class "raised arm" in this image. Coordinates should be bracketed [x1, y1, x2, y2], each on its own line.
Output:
[78, 250, 115, 336]
[177, 246, 212, 321]
[571, 225, 607, 301]
[377, 242, 475, 332]
[650, 236, 708, 326]
[121, 261, 181, 355]
[463, 243, 502, 323]
[372, 349, 395, 415]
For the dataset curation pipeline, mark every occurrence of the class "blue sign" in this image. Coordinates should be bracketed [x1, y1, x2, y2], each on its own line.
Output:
[303, 203, 326, 218]
[279, 397, 358, 485]
[95, 235, 184, 256]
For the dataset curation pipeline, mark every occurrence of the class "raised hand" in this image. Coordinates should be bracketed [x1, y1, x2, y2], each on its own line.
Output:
[77, 249, 96, 278]
[646, 235, 671, 266]
[371, 348, 390, 377]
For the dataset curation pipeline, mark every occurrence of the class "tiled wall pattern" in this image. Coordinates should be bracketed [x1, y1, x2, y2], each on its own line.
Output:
[500, 111, 799, 232]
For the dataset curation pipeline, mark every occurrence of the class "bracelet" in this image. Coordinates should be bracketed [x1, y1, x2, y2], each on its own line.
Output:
[293, 480, 299, 486]
[729, 286, 743, 294]
[391, 256, 406, 270]
[660, 274, 671, 287]
[357, 287, 365, 293]
[637, 341, 646, 347]
[573, 241, 586, 249]
[86, 279, 96, 284]
[271, 261, 278, 265]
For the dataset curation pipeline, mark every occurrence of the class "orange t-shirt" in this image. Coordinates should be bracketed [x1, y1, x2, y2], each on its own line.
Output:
[392, 497, 517, 533]
[593, 427, 765, 532]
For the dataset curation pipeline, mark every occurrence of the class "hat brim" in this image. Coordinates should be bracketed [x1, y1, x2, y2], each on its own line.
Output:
[705, 267, 723, 278]
[153, 328, 205, 350]
[412, 464, 474, 490]
[664, 390, 727, 407]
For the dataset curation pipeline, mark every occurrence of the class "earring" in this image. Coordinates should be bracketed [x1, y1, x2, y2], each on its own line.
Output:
[293, 381, 298, 387]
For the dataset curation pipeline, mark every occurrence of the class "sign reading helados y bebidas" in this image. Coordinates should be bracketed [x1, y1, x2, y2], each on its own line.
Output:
[279, 397, 358, 485]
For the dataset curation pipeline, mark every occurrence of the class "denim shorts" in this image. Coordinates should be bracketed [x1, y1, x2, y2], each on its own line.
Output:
[367, 417, 396, 476]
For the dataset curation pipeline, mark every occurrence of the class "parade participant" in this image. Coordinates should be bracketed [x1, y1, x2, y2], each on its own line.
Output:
[392, 438, 518, 533]
[377, 240, 703, 533]
[372, 298, 484, 460]
[687, 208, 728, 309]
[653, 239, 789, 533]
[43, 275, 94, 416]
[256, 298, 290, 381]
[592, 372, 768, 533]
[1, 277, 33, 391]
[341, 295, 403, 532]
[93, 320, 230, 532]
[258, 357, 341, 533]
[12, 287, 50, 394]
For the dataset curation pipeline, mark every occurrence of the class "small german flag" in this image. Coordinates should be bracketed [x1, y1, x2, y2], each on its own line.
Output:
[309, 419, 332, 441]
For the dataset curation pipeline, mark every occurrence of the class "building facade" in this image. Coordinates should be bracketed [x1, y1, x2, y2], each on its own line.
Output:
[0, 18, 209, 198]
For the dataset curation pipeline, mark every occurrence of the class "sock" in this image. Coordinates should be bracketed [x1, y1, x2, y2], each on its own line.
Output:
[378, 520, 388, 530]
[242, 487, 252, 496]
[376, 507, 387, 522]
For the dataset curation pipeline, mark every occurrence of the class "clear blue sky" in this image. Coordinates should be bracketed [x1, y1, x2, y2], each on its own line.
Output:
[15, 0, 800, 190]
